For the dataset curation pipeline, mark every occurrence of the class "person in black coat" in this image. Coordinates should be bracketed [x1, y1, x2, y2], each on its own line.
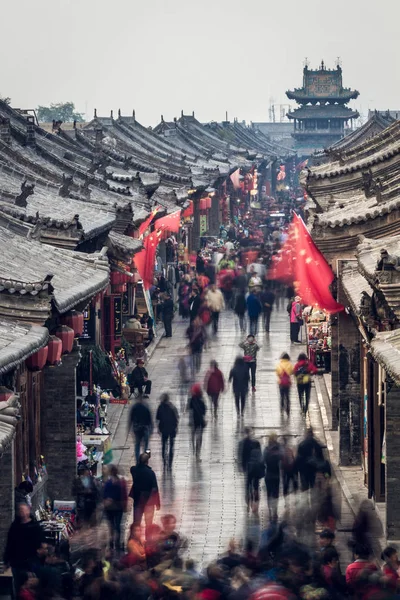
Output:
[156, 393, 179, 469]
[195, 250, 205, 275]
[129, 396, 153, 464]
[188, 384, 207, 461]
[130, 452, 160, 536]
[128, 359, 152, 397]
[189, 289, 201, 322]
[4, 503, 45, 595]
[296, 428, 324, 491]
[234, 291, 247, 332]
[229, 356, 250, 416]
[260, 286, 275, 333]
[160, 292, 174, 338]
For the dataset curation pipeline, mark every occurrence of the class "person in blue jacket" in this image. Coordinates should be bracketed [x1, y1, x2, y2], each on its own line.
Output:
[246, 290, 262, 335]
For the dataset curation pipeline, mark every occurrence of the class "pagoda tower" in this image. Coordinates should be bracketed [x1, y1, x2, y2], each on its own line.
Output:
[286, 61, 359, 156]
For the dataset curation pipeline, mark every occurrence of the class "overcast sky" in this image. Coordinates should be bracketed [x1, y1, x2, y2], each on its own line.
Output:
[1, 0, 399, 126]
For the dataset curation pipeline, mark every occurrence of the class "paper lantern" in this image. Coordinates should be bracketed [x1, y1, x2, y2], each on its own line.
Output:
[46, 336, 62, 366]
[61, 310, 84, 337]
[55, 326, 74, 354]
[205, 197, 212, 210]
[199, 198, 206, 210]
[26, 346, 48, 371]
[110, 271, 125, 285]
[113, 283, 127, 294]
[0, 386, 13, 403]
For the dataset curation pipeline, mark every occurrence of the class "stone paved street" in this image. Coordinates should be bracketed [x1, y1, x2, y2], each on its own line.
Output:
[110, 304, 354, 566]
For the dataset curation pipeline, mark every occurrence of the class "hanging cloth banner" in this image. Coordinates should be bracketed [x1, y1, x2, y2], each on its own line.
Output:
[153, 209, 182, 236]
[139, 206, 160, 238]
[133, 231, 161, 290]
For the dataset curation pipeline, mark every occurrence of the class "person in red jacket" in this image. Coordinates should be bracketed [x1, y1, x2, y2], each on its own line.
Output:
[345, 544, 379, 599]
[293, 353, 318, 414]
[204, 360, 225, 419]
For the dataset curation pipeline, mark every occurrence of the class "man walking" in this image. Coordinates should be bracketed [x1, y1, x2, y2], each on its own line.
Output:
[130, 452, 160, 537]
[206, 283, 225, 334]
[246, 290, 262, 336]
[260, 286, 275, 332]
[156, 393, 179, 470]
[160, 292, 174, 338]
[129, 396, 153, 464]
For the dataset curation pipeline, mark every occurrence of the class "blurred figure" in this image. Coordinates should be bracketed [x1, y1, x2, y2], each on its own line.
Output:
[263, 434, 282, 521]
[246, 290, 262, 336]
[381, 546, 399, 590]
[294, 352, 318, 414]
[281, 437, 298, 501]
[206, 283, 225, 334]
[177, 353, 191, 411]
[239, 334, 260, 392]
[129, 395, 153, 464]
[103, 465, 128, 552]
[189, 288, 202, 322]
[72, 467, 99, 527]
[129, 452, 160, 537]
[276, 352, 293, 416]
[204, 360, 225, 419]
[238, 427, 263, 513]
[188, 384, 207, 461]
[296, 428, 323, 492]
[196, 249, 205, 274]
[229, 356, 250, 417]
[156, 393, 179, 470]
[234, 289, 247, 332]
[290, 295, 303, 343]
[186, 316, 206, 377]
[122, 523, 146, 569]
[260, 285, 275, 332]
[160, 292, 174, 338]
[345, 543, 378, 598]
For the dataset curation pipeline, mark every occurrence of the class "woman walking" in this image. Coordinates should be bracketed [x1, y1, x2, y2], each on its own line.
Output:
[204, 360, 225, 419]
[294, 352, 318, 414]
[263, 433, 282, 522]
[229, 356, 250, 417]
[275, 352, 293, 416]
[188, 384, 207, 461]
[234, 290, 247, 332]
[239, 334, 260, 393]
[103, 465, 128, 552]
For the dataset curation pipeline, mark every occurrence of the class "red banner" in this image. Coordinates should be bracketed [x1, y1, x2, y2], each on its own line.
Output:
[139, 207, 160, 237]
[133, 231, 161, 290]
[154, 209, 181, 236]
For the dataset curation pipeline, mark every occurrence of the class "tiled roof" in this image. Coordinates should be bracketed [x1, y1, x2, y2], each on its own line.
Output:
[341, 261, 373, 315]
[287, 105, 358, 120]
[0, 225, 109, 314]
[0, 319, 48, 374]
[0, 392, 22, 454]
[107, 231, 142, 257]
[370, 329, 400, 385]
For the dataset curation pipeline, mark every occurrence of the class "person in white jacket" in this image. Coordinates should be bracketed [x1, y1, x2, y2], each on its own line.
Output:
[206, 284, 225, 334]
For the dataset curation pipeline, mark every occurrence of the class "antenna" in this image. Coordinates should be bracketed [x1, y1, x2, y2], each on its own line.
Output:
[303, 57, 309, 68]
[336, 56, 342, 68]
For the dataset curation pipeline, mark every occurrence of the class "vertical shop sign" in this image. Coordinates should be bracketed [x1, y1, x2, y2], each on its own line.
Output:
[200, 214, 207, 236]
[113, 296, 122, 337]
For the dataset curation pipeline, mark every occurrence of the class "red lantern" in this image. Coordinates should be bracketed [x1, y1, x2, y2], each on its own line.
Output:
[0, 386, 13, 403]
[199, 198, 206, 211]
[54, 326, 74, 354]
[46, 335, 62, 366]
[113, 283, 127, 294]
[61, 310, 84, 337]
[26, 346, 48, 371]
[205, 197, 212, 210]
[110, 271, 123, 285]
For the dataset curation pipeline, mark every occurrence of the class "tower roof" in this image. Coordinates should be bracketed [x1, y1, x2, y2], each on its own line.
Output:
[286, 61, 359, 104]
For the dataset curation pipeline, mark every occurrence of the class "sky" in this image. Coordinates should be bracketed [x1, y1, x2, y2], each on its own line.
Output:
[1, 0, 399, 127]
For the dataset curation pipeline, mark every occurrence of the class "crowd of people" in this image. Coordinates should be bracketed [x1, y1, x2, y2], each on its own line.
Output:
[3, 215, 391, 599]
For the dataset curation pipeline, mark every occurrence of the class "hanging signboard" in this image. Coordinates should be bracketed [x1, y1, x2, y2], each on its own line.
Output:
[200, 215, 207, 236]
[113, 296, 122, 337]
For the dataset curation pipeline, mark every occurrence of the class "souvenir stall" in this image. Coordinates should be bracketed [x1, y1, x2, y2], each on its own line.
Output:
[305, 308, 332, 373]
[36, 501, 75, 546]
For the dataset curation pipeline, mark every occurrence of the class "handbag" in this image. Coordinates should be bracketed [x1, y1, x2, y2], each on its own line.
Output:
[297, 318, 304, 326]
[244, 355, 253, 362]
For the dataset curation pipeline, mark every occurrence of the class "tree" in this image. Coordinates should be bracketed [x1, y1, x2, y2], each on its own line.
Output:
[0, 95, 11, 105]
[36, 101, 85, 123]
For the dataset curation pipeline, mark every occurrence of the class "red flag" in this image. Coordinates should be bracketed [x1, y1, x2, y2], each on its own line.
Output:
[230, 168, 241, 190]
[139, 207, 160, 237]
[133, 231, 160, 290]
[292, 213, 344, 313]
[154, 209, 181, 236]
[268, 225, 296, 284]
[182, 201, 193, 218]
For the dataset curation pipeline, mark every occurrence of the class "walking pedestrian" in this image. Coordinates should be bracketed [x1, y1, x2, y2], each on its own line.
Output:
[294, 352, 318, 414]
[260, 286, 275, 332]
[196, 250, 205, 275]
[129, 451, 160, 538]
[3, 503, 45, 596]
[186, 316, 206, 376]
[177, 354, 191, 411]
[188, 384, 207, 461]
[103, 465, 128, 552]
[72, 466, 99, 527]
[239, 334, 260, 392]
[205, 283, 225, 334]
[189, 288, 201, 322]
[238, 427, 264, 514]
[156, 393, 179, 470]
[129, 396, 153, 464]
[204, 360, 225, 419]
[229, 356, 250, 417]
[263, 433, 282, 522]
[290, 296, 303, 343]
[276, 352, 293, 416]
[160, 292, 174, 338]
[296, 428, 324, 492]
[246, 290, 262, 335]
[234, 290, 247, 332]
[281, 437, 298, 501]
[128, 359, 152, 398]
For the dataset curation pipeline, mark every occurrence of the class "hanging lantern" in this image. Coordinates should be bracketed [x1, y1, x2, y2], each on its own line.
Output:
[110, 271, 124, 285]
[54, 326, 74, 354]
[205, 197, 212, 210]
[199, 198, 206, 211]
[26, 346, 49, 371]
[0, 386, 14, 403]
[113, 283, 127, 294]
[46, 336, 63, 366]
[61, 310, 84, 337]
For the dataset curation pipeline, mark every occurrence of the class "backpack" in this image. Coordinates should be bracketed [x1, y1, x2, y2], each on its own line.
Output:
[280, 371, 291, 387]
[296, 363, 311, 385]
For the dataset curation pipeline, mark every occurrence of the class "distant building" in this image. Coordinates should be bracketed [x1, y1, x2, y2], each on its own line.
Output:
[251, 122, 294, 149]
[286, 61, 359, 156]
[368, 109, 400, 120]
